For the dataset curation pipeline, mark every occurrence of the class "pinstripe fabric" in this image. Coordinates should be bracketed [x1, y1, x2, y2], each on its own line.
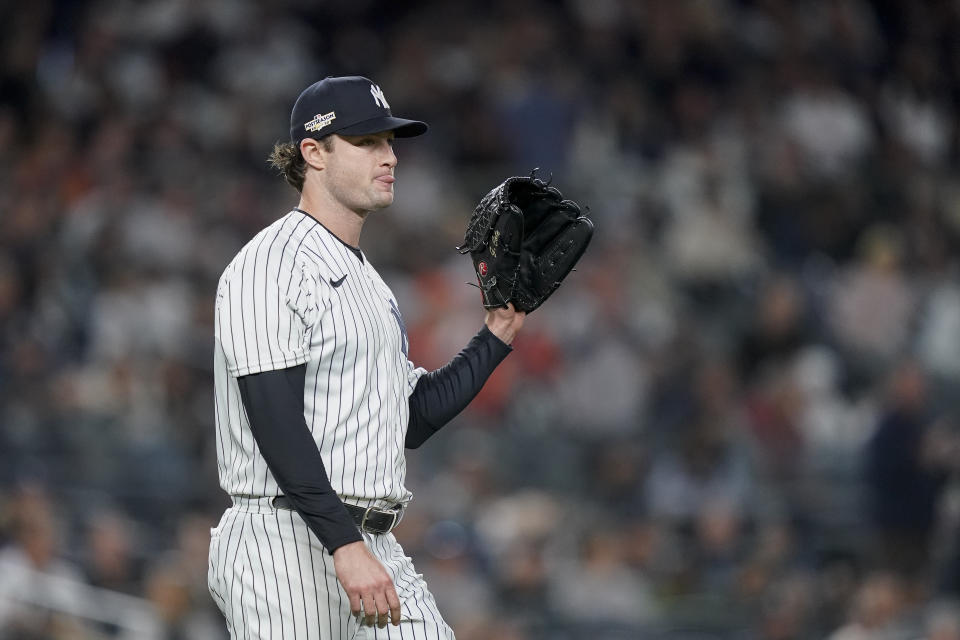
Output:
[210, 210, 452, 638]
[213, 210, 425, 506]
[208, 499, 454, 639]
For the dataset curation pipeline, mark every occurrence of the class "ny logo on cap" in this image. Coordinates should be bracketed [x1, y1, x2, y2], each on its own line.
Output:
[370, 84, 390, 109]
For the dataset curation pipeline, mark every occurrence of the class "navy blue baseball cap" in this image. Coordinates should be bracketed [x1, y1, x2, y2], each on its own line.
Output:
[289, 76, 428, 143]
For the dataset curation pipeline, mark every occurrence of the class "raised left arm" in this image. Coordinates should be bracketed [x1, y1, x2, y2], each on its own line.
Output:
[405, 304, 524, 449]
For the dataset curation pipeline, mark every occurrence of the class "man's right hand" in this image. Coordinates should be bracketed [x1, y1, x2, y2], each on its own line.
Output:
[332, 540, 402, 627]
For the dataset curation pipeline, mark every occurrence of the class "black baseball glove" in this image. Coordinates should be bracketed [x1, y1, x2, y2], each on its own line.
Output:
[458, 173, 594, 313]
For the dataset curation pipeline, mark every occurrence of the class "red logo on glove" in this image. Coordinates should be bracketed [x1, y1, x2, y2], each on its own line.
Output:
[478, 261, 488, 276]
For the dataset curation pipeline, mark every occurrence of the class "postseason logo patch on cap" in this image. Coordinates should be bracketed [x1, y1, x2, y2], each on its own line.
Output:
[304, 111, 336, 133]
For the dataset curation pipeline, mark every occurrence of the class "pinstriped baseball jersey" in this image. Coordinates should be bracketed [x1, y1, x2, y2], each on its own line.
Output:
[213, 209, 425, 508]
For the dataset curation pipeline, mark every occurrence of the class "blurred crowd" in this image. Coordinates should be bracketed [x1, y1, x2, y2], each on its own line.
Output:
[3, 0, 960, 638]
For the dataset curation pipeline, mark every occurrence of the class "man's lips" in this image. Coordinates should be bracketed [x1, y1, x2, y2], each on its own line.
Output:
[376, 175, 395, 185]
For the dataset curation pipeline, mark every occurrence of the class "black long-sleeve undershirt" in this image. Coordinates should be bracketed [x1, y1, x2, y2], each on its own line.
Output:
[405, 325, 512, 448]
[236, 325, 512, 551]
[237, 366, 363, 553]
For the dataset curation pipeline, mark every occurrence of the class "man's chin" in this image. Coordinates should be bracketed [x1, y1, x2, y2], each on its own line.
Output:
[371, 192, 394, 210]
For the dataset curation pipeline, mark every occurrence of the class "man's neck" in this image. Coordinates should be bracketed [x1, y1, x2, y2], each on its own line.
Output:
[297, 191, 367, 248]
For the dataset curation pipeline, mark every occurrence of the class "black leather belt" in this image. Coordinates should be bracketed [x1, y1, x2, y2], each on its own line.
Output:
[272, 496, 403, 534]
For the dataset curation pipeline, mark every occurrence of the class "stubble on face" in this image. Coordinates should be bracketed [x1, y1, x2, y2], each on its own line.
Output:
[323, 133, 396, 216]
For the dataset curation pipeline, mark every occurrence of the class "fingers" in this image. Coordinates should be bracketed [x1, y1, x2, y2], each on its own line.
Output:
[376, 592, 390, 629]
[362, 592, 377, 626]
[359, 590, 400, 627]
[348, 591, 362, 618]
[387, 587, 402, 626]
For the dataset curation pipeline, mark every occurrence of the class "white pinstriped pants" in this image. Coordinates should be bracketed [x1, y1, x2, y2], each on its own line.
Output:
[208, 498, 455, 640]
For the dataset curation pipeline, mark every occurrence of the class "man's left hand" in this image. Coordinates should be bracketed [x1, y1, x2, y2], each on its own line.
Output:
[485, 302, 525, 345]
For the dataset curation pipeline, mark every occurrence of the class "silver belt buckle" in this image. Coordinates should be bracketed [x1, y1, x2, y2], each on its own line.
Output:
[387, 508, 400, 532]
[360, 505, 375, 532]
[360, 505, 402, 533]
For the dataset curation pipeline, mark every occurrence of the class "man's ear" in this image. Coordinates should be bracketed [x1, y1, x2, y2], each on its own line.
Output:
[300, 138, 327, 171]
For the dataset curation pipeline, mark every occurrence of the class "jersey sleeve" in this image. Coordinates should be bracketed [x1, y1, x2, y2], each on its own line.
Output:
[216, 248, 322, 377]
[405, 359, 427, 396]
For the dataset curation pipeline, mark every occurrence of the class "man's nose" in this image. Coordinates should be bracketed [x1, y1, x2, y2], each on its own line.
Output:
[382, 142, 397, 167]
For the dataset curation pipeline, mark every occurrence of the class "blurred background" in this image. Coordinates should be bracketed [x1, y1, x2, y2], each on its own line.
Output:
[3, 0, 960, 638]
